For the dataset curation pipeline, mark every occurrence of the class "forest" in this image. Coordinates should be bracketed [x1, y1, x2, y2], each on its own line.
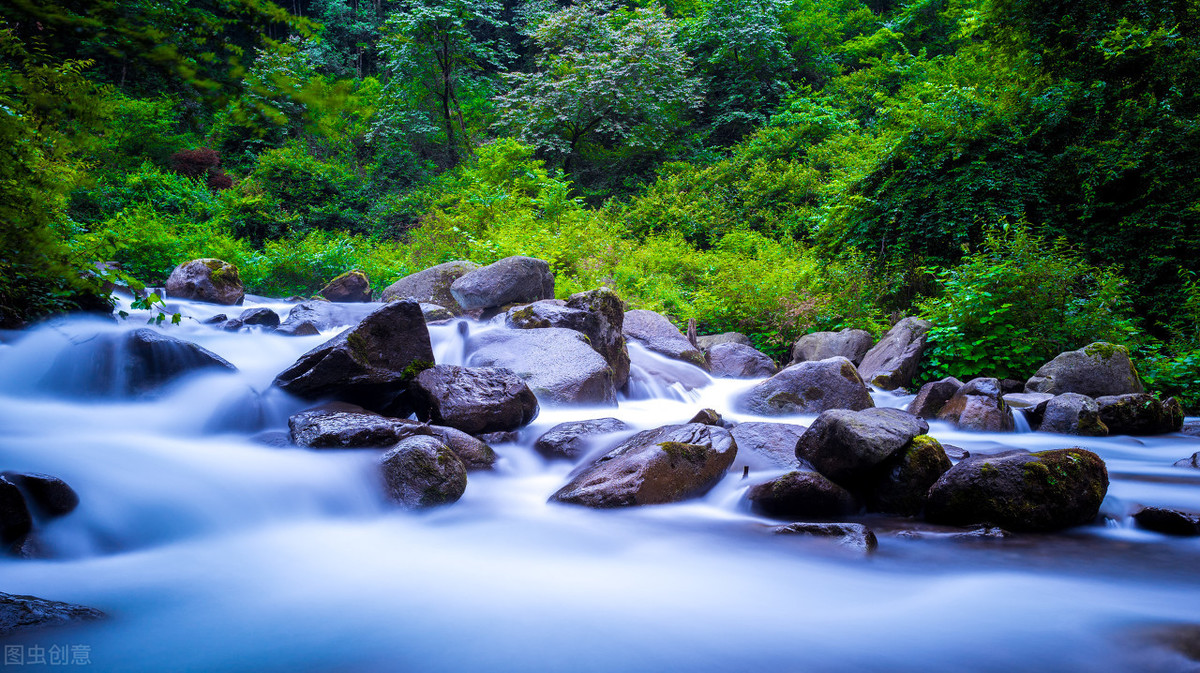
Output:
[2, 0, 1198, 407]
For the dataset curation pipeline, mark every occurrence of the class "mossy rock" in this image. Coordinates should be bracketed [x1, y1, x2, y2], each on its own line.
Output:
[379, 436, 468, 509]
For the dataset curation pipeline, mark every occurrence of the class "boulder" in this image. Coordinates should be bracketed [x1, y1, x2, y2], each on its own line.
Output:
[450, 256, 554, 311]
[420, 304, 453, 322]
[410, 365, 539, 434]
[1176, 452, 1200, 469]
[288, 403, 431, 449]
[1003, 392, 1054, 409]
[737, 357, 874, 416]
[465, 328, 616, 406]
[275, 321, 320, 337]
[0, 476, 32, 547]
[0, 592, 104, 637]
[771, 522, 878, 553]
[687, 408, 726, 426]
[907, 377, 963, 419]
[275, 301, 382, 335]
[1032, 393, 1108, 436]
[856, 317, 931, 390]
[697, 332, 750, 349]
[790, 329, 874, 366]
[1025, 342, 1143, 397]
[165, 258, 244, 305]
[220, 318, 244, 332]
[273, 301, 435, 416]
[317, 270, 371, 302]
[1132, 507, 1200, 536]
[507, 288, 630, 388]
[708, 343, 778, 379]
[427, 425, 497, 471]
[549, 423, 737, 507]
[237, 307, 280, 328]
[379, 436, 468, 509]
[1095, 393, 1184, 435]
[936, 378, 1015, 432]
[925, 448, 1109, 532]
[381, 261, 479, 314]
[746, 471, 857, 519]
[729, 422, 808, 471]
[622, 309, 707, 370]
[867, 435, 952, 515]
[796, 408, 929, 486]
[0, 472, 78, 517]
[476, 430, 519, 445]
[533, 418, 631, 460]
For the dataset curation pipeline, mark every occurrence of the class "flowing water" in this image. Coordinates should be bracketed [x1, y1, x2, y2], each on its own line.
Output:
[2, 297, 1200, 672]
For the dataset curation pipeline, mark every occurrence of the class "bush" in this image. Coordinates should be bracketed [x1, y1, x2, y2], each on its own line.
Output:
[235, 230, 411, 298]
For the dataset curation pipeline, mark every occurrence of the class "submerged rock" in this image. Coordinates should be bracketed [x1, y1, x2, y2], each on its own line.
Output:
[275, 301, 381, 335]
[707, 342, 778, 378]
[165, 258, 244, 305]
[0, 476, 32, 547]
[379, 436, 468, 509]
[411, 365, 539, 434]
[0, 592, 104, 637]
[790, 329, 874, 366]
[1132, 507, 1200, 537]
[1176, 452, 1200, 469]
[729, 422, 808, 471]
[936, 378, 1015, 432]
[1025, 342, 1143, 397]
[856, 317, 930, 390]
[534, 418, 631, 460]
[622, 310, 707, 370]
[1095, 393, 1184, 435]
[796, 408, 929, 486]
[288, 403, 431, 449]
[746, 471, 857, 519]
[237, 307, 280, 328]
[0, 472, 78, 517]
[465, 328, 616, 406]
[450, 256, 554, 311]
[737, 357, 874, 416]
[771, 522, 878, 553]
[318, 270, 371, 303]
[381, 261, 479, 314]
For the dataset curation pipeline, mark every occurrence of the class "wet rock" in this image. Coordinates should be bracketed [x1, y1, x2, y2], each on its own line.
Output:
[220, 318, 244, 332]
[772, 522, 878, 553]
[857, 317, 931, 390]
[796, 408, 929, 486]
[410, 365, 539, 434]
[737, 357, 874, 416]
[867, 435, 952, 515]
[549, 423, 737, 507]
[465, 328, 616, 406]
[476, 431, 520, 445]
[1032, 393, 1109, 436]
[428, 425, 497, 471]
[450, 256, 554, 311]
[622, 310, 708, 370]
[925, 448, 1109, 532]
[381, 261, 479, 314]
[249, 430, 293, 448]
[936, 378, 1015, 432]
[1132, 507, 1200, 536]
[0, 472, 78, 517]
[0, 476, 32, 547]
[1003, 392, 1054, 409]
[273, 301, 434, 416]
[507, 288, 631, 388]
[534, 418, 631, 460]
[165, 258, 244, 305]
[729, 422, 807, 470]
[201, 314, 227, 325]
[1176, 452, 1200, 469]
[237, 307, 280, 328]
[0, 592, 105, 637]
[288, 403, 431, 449]
[746, 471, 857, 519]
[697, 332, 750, 349]
[687, 408, 725, 426]
[790, 329, 874, 366]
[1182, 420, 1200, 438]
[708, 342, 778, 378]
[1025, 342, 1143, 397]
[942, 444, 970, 461]
[379, 436, 468, 509]
[318, 270, 371, 303]
[1095, 393, 1184, 435]
[907, 377, 963, 419]
[420, 304, 453, 322]
[276, 301, 382, 335]
[275, 321, 320, 337]
[999, 379, 1025, 395]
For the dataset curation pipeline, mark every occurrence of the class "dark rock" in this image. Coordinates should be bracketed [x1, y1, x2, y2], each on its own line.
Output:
[796, 408, 929, 486]
[165, 258, 245, 305]
[465, 328, 616, 406]
[622, 309, 708, 370]
[237, 307, 280, 328]
[201, 314, 227, 325]
[942, 444, 970, 461]
[1032, 393, 1108, 436]
[867, 435, 952, 515]
[790, 329, 874, 366]
[0, 476, 32, 546]
[549, 423, 737, 507]
[746, 471, 857, 519]
[533, 418, 631, 460]
[907, 377, 963, 419]
[772, 522, 878, 553]
[275, 321, 321, 337]
[273, 301, 435, 415]
[428, 425, 497, 471]
[379, 436, 468, 509]
[0, 592, 104, 637]
[411, 365, 539, 434]
[737, 357, 874, 416]
[1, 472, 78, 517]
[687, 408, 724, 426]
[275, 301, 382, 335]
[381, 261, 479, 314]
[1095, 393, 1184, 435]
[420, 304, 453, 322]
[1025, 342, 1144, 397]
[221, 318, 244, 332]
[288, 403, 431, 449]
[925, 448, 1109, 532]
[318, 270, 372, 302]
[729, 422, 808, 470]
[999, 379, 1025, 395]
[697, 332, 750, 349]
[708, 342, 778, 378]
[450, 256, 554, 311]
[857, 317, 931, 390]
[1132, 506, 1200, 536]
[1176, 452, 1200, 469]
[936, 378, 1016, 432]
[476, 430, 520, 444]
[507, 289, 631, 389]
[1183, 420, 1200, 438]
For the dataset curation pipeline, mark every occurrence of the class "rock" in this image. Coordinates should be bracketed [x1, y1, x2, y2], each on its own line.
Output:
[0, 592, 104, 637]
[737, 357, 874, 416]
[1176, 452, 1200, 469]
[318, 270, 371, 302]
[936, 378, 1015, 432]
[1003, 392, 1054, 409]
[450, 256, 554, 311]
[249, 430, 293, 448]
[867, 435, 952, 515]
[943, 444, 970, 461]
[796, 408, 929, 486]
[221, 318, 244, 332]
[1025, 342, 1144, 397]
[1183, 420, 1200, 438]
[999, 379, 1025, 395]
[476, 430, 519, 444]
[420, 304, 453, 322]
[40, 328, 236, 398]
[908, 377, 964, 419]
[381, 261, 479, 314]
[856, 317, 931, 390]
[273, 301, 435, 415]
[237, 307, 280, 328]
[202, 314, 227, 325]
[275, 301, 382, 335]
[1132, 507, 1200, 536]
[507, 288, 631, 388]
[1032, 393, 1108, 436]
[379, 436, 468, 509]
[708, 342, 778, 378]
[1095, 393, 1184, 435]
[275, 321, 320, 337]
[622, 309, 707, 370]
[549, 423, 737, 507]
[0, 472, 78, 517]
[165, 258, 245, 305]
[287, 403, 431, 449]
[465, 328, 616, 406]
[410, 365, 539, 434]
[697, 332, 750, 349]
[729, 422, 808, 471]
[791, 329, 874, 366]
[925, 448, 1109, 532]
[772, 522, 878, 553]
[427, 425, 497, 471]
[687, 408, 724, 426]
[0, 476, 32, 547]
[533, 418, 631, 460]
[746, 471, 857, 519]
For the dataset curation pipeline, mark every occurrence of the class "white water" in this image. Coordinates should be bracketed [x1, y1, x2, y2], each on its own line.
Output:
[2, 298, 1200, 672]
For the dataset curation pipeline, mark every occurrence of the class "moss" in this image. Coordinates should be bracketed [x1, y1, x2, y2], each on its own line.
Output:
[401, 359, 434, 381]
[658, 441, 708, 464]
[345, 330, 372, 363]
[510, 305, 551, 329]
[1084, 342, 1125, 361]
[201, 259, 240, 288]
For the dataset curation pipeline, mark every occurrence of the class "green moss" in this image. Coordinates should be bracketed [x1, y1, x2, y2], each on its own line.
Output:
[401, 358, 434, 380]
[1084, 342, 1125, 361]
[345, 331, 372, 363]
[658, 441, 707, 464]
[201, 258, 240, 288]
[510, 305, 551, 328]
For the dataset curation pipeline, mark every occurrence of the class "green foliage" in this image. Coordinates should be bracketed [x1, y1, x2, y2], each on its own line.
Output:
[235, 230, 411, 298]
